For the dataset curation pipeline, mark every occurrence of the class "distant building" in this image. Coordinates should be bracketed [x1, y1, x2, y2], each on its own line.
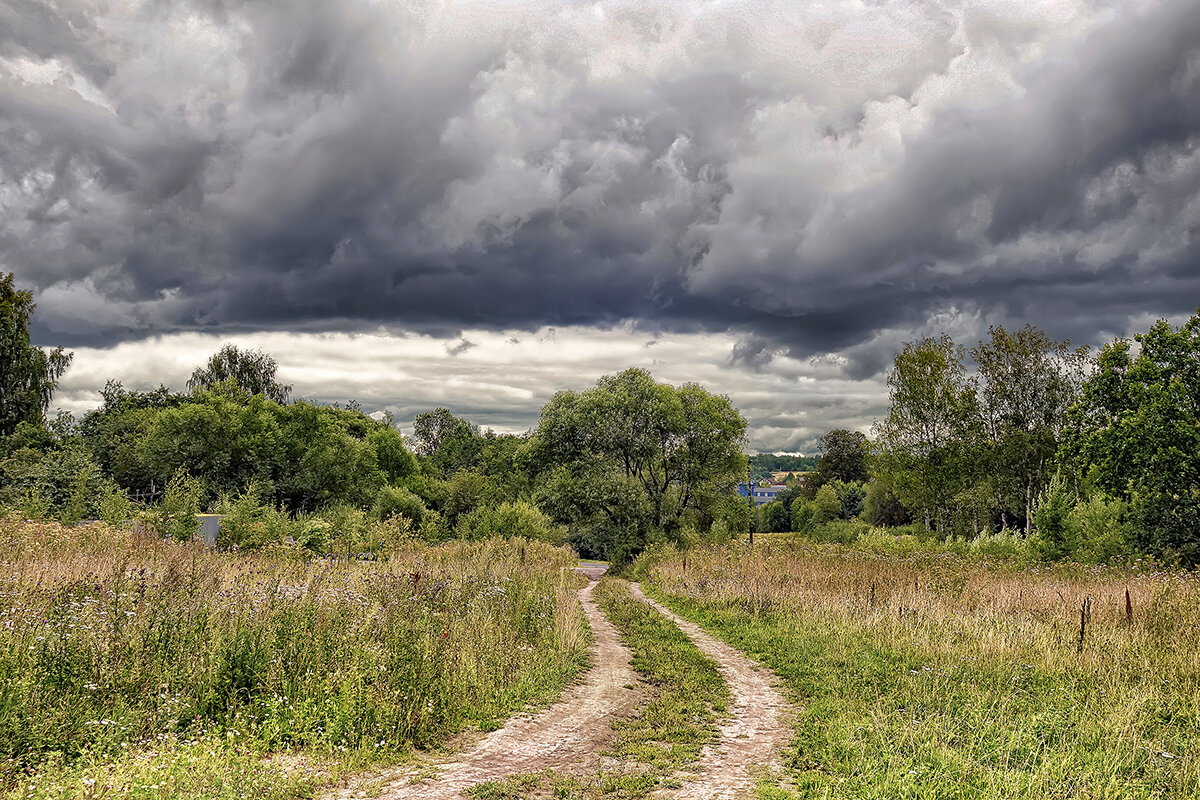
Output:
[737, 482, 787, 506]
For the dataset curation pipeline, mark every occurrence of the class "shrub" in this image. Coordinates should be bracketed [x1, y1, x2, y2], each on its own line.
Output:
[454, 500, 561, 544]
[372, 485, 427, 526]
[1067, 494, 1131, 564]
[813, 484, 841, 525]
[147, 470, 204, 541]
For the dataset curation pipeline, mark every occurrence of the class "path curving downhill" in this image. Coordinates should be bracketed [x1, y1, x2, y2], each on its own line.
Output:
[629, 582, 792, 800]
[360, 573, 639, 800]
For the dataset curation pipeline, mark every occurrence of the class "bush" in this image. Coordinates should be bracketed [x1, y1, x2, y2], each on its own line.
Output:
[813, 484, 841, 525]
[1033, 472, 1073, 558]
[863, 479, 911, 526]
[758, 500, 790, 533]
[828, 479, 866, 519]
[454, 500, 561, 544]
[215, 483, 299, 550]
[792, 500, 815, 532]
[147, 471, 205, 541]
[419, 509, 451, 543]
[372, 485, 427, 526]
[1067, 494, 1131, 564]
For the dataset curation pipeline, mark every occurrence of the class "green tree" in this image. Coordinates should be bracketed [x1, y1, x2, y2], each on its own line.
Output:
[972, 325, 1088, 533]
[186, 344, 291, 402]
[0, 273, 71, 436]
[812, 484, 841, 525]
[874, 335, 980, 534]
[1060, 310, 1200, 564]
[528, 368, 747, 561]
[815, 429, 870, 486]
[758, 500, 790, 533]
[411, 408, 482, 478]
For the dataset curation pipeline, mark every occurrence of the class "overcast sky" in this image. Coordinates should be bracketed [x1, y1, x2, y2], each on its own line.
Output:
[3, 0, 1198, 452]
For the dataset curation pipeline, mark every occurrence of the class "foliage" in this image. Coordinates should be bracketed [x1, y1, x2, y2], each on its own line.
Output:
[972, 325, 1088, 532]
[826, 479, 866, 519]
[814, 429, 870, 487]
[1060, 310, 1200, 565]
[862, 476, 911, 526]
[812, 483, 841, 525]
[411, 408, 481, 478]
[372, 484, 427, 526]
[146, 470, 204, 541]
[81, 390, 411, 513]
[757, 500, 790, 533]
[0, 274, 72, 437]
[873, 334, 979, 534]
[528, 368, 747, 561]
[455, 500, 559, 544]
[186, 343, 291, 403]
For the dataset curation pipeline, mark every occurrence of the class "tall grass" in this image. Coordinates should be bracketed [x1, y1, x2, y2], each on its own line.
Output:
[641, 541, 1200, 799]
[0, 516, 589, 796]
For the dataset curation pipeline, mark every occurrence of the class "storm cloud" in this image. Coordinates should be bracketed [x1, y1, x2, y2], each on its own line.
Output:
[3, 0, 1199, 448]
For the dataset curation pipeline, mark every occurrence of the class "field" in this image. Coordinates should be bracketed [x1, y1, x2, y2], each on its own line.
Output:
[3, 514, 1198, 800]
[638, 538, 1200, 799]
[0, 516, 589, 800]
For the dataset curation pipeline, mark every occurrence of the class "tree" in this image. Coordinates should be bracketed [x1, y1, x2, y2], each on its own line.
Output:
[815, 429, 870, 486]
[410, 408, 481, 477]
[0, 273, 71, 436]
[873, 335, 980, 534]
[758, 500, 790, 533]
[528, 368, 747, 561]
[187, 344, 291, 403]
[1060, 310, 1200, 564]
[972, 325, 1088, 533]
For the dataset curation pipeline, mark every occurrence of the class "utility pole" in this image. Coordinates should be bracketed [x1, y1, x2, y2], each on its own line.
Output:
[747, 461, 754, 546]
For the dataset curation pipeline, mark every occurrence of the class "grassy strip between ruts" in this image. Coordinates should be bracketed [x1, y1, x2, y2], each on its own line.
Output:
[465, 577, 729, 799]
[640, 543, 1200, 800]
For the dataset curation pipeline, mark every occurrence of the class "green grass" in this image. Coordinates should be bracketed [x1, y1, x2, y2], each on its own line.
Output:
[466, 577, 729, 799]
[641, 542, 1200, 799]
[0, 517, 591, 799]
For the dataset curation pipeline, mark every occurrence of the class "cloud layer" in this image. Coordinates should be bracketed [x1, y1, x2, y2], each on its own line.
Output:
[4, 0, 1199, 447]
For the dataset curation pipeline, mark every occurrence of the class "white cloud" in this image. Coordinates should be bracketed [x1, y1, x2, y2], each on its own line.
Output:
[51, 326, 890, 453]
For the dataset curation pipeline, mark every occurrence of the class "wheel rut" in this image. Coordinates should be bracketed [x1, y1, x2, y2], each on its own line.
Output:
[357, 573, 639, 799]
[628, 582, 791, 799]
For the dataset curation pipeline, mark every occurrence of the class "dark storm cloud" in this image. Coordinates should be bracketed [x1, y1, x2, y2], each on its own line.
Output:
[3, 0, 1199, 376]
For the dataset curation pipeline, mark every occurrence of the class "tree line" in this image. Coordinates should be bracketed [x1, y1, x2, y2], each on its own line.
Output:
[0, 274, 748, 561]
[750, 312, 1200, 566]
[4, 272, 1198, 565]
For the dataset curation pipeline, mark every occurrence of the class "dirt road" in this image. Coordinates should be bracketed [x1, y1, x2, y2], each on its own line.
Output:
[629, 582, 791, 799]
[334, 571, 791, 800]
[362, 575, 639, 799]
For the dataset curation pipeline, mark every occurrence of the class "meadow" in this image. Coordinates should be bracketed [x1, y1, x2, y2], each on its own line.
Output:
[0, 516, 590, 800]
[639, 537, 1200, 799]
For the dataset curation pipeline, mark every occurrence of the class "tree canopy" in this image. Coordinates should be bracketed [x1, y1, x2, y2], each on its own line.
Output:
[0, 273, 71, 437]
[1060, 310, 1200, 564]
[527, 368, 747, 561]
[187, 344, 291, 403]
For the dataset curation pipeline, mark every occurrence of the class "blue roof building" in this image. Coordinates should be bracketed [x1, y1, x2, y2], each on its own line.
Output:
[738, 483, 787, 506]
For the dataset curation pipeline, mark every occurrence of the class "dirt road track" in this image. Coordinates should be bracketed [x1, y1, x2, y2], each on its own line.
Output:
[629, 582, 791, 799]
[332, 571, 792, 800]
[361, 575, 639, 799]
